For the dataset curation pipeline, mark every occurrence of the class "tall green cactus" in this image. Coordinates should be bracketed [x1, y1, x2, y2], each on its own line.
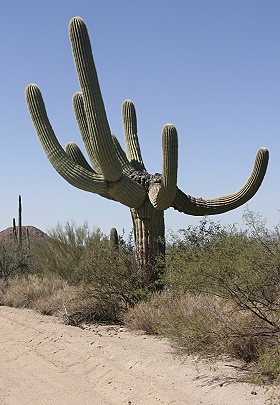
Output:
[12, 195, 23, 249]
[110, 228, 119, 250]
[25, 17, 269, 276]
[18, 195, 22, 250]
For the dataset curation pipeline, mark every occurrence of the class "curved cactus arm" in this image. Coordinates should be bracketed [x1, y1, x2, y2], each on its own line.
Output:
[122, 99, 146, 171]
[25, 83, 108, 194]
[65, 141, 94, 172]
[65, 141, 116, 202]
[65, 141, 116, 201]
[172, 147, 269, 215]
[111, 134, 135, 176]
[72, 92, 102, 173]
[148, 124, 178, 210]
[69, 17, 122, 182]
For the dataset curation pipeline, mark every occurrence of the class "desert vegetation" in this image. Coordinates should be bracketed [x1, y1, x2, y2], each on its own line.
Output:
[0, 16, 275, 389]
[0, 209, 279, 386]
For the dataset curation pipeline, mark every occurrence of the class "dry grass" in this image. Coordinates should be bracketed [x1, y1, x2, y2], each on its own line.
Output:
[124, 292, 278, 363]
[0, 275, 73, 316]
[0, 274, 134, 324]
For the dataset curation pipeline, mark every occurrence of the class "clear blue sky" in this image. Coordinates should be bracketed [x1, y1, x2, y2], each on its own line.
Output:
[1, 0, 279, 236]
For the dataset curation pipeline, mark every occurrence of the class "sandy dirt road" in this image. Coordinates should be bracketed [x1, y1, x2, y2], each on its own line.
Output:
[0, 306, 277, 405]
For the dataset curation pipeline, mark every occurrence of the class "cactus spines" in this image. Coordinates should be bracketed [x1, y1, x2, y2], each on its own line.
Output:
[25, 16, 269, 275]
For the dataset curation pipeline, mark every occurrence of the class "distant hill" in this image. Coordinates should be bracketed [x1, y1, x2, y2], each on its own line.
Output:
[0, 226, 49, 245]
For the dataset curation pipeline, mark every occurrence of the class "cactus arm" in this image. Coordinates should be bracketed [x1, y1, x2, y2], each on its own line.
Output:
[122, 99, 146, 171]
[64, 136, 146, 205]
[26, 84, 145, 207]
[25, 83, 108, 194]
[111, 134, 135, 176]
[72, 92, 102, 173]
[65, 142, 117, 202]
[69, 17, 122, 182]
[172, 147, 269, 215]
[148, 124, 178, 210]
[65, 141, 94, 172]
[72, 93, 143, 202]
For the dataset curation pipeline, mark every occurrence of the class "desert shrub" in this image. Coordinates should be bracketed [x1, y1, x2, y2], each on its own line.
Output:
[165, 216, 280, 334]
[124, 291, 275, 362]
[258, 344, 280, 384]
[66, 240, 153, 324]
[32, 221, 108, 284]
[125, 212, 280, 383]
[0, 241, 33, 280]
[31, 221, 152, 323]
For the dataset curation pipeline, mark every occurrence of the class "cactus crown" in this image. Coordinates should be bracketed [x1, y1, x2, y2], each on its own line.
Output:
[25, 16, 269, 217]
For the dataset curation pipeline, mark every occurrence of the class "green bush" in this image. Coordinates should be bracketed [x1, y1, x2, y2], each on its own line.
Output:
[165, 215, 280, 333]
[32, 221, 108, 284]
[125, 212, 280, 383]
[0, 241, 32, 280]
[32, 221, 152, 323]
[258, 344, 280, 384]
[66, 239, 153, 323]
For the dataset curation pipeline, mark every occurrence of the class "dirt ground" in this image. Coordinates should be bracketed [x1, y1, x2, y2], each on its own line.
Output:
[0, 306, 278, 405]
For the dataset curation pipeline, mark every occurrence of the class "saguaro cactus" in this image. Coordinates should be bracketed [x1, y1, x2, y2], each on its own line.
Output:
[12, 195, 23, 249]
[25, 17, 269, 276]
[110, 228, 119, 249]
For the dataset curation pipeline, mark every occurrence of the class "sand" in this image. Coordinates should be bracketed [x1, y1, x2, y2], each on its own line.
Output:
[0, 306, 278, 405]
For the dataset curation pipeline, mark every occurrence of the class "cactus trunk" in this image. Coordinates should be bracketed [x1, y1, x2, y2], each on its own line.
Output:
[130, 200, 165, 280]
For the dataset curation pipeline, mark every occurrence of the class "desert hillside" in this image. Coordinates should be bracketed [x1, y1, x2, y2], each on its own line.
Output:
[0, 226, 49, 245]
